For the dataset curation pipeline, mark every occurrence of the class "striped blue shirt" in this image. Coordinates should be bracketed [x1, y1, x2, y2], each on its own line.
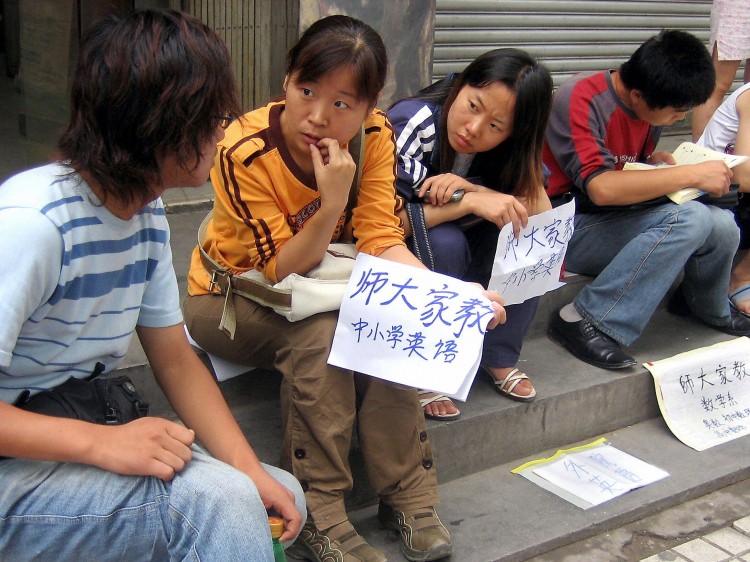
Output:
[0, 163, 182, 403]
[387, 98, 441, 200]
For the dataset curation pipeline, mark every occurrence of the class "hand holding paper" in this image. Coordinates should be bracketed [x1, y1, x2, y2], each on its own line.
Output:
[329, 254, 497, 401]
[488, 200, 575, 305]
[328, 203, 575, 399]
[623, 142, 748, 204]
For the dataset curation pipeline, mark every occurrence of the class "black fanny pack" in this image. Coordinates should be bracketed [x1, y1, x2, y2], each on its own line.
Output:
[15, 364, 149, 425]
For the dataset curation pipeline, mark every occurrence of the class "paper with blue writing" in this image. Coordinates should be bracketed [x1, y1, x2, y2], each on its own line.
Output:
[488, 200, 575, 305]
[328, 253, 493, 400]
[644, 337, 750, 451]
[513, 439, 669, 509]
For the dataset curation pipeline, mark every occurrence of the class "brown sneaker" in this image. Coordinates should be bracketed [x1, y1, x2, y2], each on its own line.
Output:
[378, 503, 453, 561]
[286, 519, 387, 562]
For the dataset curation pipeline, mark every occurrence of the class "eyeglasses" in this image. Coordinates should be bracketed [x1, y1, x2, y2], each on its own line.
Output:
[215, 114, 233, 129]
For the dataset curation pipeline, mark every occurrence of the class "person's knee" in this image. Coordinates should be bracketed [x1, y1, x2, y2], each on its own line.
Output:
[271, 467, 306, 513]
[168, 456, 276, 559]
[428, 223, 470, 276]
[673, 202, 715, 240]
[709, 206, 741, 246]
[675, 203, 740, 253]
[188, 462, 265, 513]
[715, 69, 738, 92]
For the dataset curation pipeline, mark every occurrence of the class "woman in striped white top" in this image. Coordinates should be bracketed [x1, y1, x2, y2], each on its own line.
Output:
[388, 49, 553, 419]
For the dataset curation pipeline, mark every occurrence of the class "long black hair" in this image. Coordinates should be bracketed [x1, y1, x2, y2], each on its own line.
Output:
[407, 48, 552, 201]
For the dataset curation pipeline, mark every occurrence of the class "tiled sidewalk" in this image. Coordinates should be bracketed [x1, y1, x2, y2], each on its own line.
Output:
[642, 516, 750, 562]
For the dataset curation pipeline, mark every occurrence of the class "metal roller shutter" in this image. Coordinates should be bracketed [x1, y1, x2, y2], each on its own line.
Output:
[434, 0, 713, 88]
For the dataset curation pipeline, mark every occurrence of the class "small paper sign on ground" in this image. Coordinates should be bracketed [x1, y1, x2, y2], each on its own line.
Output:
[512, 439, 669, 509]
[184, 326, 254, 381]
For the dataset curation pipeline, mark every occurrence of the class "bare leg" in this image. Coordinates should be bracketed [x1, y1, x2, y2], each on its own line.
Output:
[730, 251, 750, 314]
[691, 44, 742, 141]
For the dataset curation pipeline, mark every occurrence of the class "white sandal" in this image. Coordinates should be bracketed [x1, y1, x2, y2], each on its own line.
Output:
[418, 390, 461, 421]
[482, 367, 537, 402]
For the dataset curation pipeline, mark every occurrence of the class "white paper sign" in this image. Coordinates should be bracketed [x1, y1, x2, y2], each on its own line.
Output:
[328, 253, 493, 400]
[184, 325, 254, 382]
[488, 201, 575, 305]
[644, 337, 750, 451]
[527, 442, 669, 508]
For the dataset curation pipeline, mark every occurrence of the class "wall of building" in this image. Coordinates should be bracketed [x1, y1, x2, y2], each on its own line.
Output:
[299, 0, 435, 108]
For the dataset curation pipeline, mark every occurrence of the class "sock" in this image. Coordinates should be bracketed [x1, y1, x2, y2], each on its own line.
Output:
[559, 303, 583, 322]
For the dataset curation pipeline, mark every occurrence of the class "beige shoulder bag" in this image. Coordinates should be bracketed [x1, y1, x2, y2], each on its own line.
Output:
[198, 128, 364, 338]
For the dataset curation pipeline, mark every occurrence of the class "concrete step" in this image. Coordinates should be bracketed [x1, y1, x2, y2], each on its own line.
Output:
[344, 417, 750, 562]
[117, 208, 750, 560]
[125, 302, 734, 490]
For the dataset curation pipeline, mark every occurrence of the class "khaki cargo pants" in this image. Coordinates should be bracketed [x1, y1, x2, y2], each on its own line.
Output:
[183, 293, 439, 528]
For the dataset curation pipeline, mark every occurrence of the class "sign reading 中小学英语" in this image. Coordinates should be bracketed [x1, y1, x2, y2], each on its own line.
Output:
[328, 254, 494, 400]
[328, 201, 576, 398]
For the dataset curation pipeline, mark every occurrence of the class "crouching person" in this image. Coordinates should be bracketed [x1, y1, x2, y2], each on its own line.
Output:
[0, 9, 304, 561]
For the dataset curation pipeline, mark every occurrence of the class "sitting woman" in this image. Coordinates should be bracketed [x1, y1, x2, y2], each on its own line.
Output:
[696, 81, 750, 317]
[183, 15, 504, 562]
[387, 48, 553, 420]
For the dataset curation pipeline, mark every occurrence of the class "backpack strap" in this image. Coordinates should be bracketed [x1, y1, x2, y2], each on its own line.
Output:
[197, 211, 292, 338]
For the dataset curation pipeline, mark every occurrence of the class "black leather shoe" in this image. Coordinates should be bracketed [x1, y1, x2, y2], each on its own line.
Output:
[669, 285, 750, 336]
[711, 307, 750, 336]
[548, 311, 636, 370]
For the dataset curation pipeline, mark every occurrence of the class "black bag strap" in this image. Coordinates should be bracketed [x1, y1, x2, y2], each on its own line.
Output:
[344, 126, 364, 225]
[405, 201, 436, 271]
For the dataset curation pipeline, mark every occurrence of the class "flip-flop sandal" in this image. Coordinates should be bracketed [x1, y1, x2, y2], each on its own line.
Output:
[481, 367, 537, 403]
[418, 390, 461, 421]
[730, 285, 750, 319]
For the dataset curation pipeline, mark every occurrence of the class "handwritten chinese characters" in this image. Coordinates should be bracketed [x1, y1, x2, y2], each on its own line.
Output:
[514, 439, 669, 509]
[488, 200, 575, 305]
[514, 441, 669, 509]
[329, 254, 493, 401]
[644, 337, 750, 451]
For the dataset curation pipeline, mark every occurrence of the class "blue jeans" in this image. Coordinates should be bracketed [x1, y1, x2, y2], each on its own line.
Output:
[565, 201, 739, 346]
[428, 220, 539, 367]
[0, 447, 306, 562]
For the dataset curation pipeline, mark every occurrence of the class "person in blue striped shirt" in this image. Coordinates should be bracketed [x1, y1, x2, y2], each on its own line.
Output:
[0, 9, 304, 561]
